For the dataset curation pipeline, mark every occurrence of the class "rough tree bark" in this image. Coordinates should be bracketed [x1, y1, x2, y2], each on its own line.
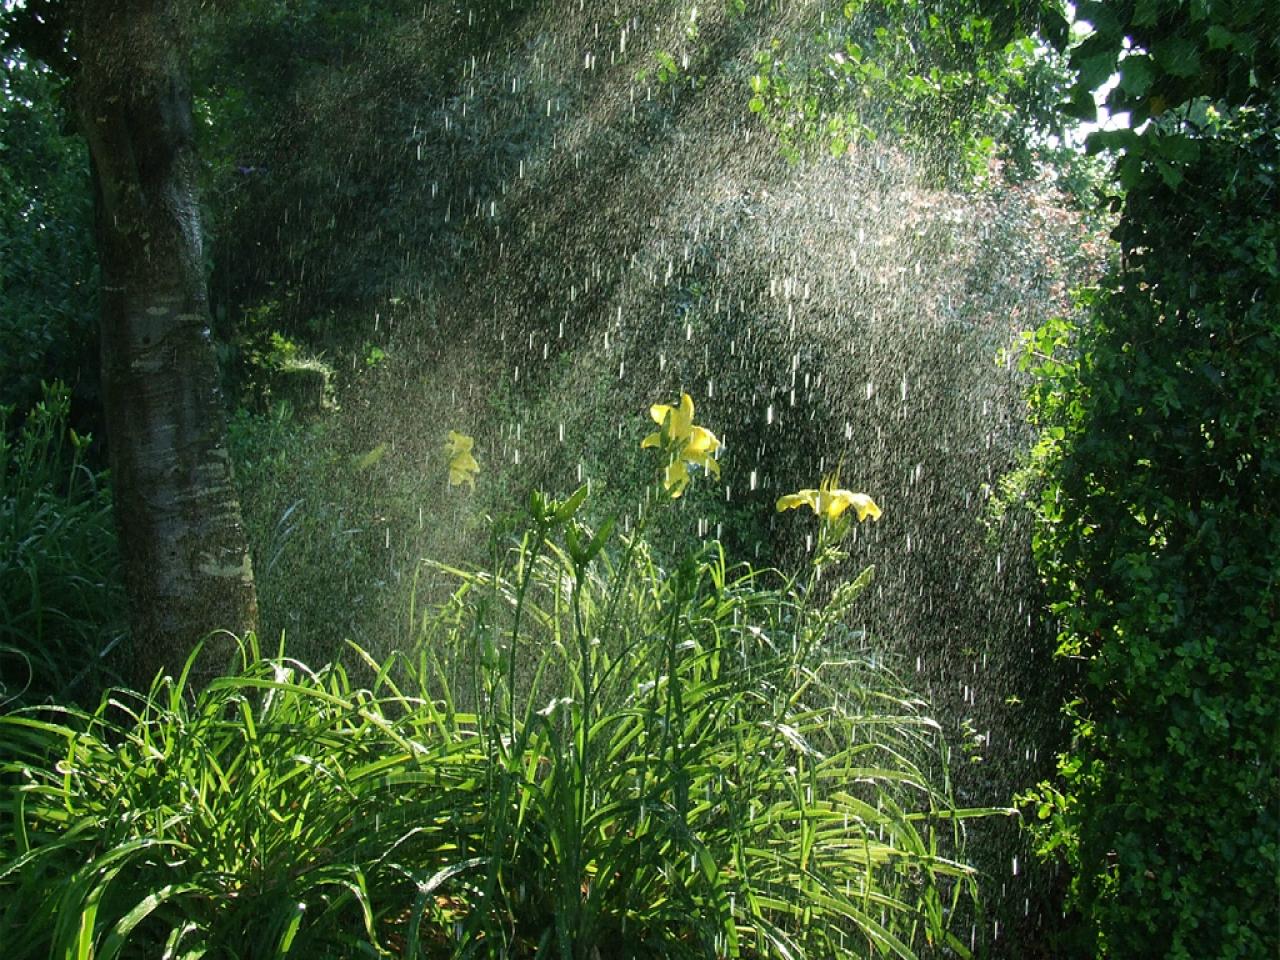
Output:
[70, 0, 257, 689]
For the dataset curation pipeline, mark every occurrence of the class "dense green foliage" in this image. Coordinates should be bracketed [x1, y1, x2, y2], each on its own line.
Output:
[745, 0, 1075, 181]
[0, 56, 98, 422]
[9, 0, 1278, 956]
[1, 486, 996, 958]
[1015, 2, 1280, 956]
[0, 384, 124, 706]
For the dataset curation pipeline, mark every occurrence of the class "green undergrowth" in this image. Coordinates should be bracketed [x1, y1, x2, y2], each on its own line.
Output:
[0, 483, 1003, 959]
[0, 383, 125, 706]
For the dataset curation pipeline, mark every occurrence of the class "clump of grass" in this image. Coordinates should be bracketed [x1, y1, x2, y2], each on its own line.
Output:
[0, 482, 1000, 958]
[0, 634, 486, 958]
[420, 485, 993, 958]
[0, 383, 125, 706]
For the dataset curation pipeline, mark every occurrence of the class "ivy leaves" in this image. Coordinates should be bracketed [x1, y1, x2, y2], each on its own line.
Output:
[1018, 3, 1279, 955]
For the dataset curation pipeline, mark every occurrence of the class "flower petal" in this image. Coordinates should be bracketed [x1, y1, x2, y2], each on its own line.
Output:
[684, 447, 720, 478]
[449, 460, 479, 487]
[686, 425, 720, 455]
[677, 393, 695, 430]
[826, 490, 881, 521]
[640, 431, 663, 449]
[663, 459, 690, 497]
[818, 493, 841, 518]
[776, 491, 819, 513]
[445, 430, 474, 456]
[657, 394, 692, 442]
[447, 437, 480, 489]
[649, 403, 675, 427]
[779, 480, 880, 521]
[849, 492, 882, 521]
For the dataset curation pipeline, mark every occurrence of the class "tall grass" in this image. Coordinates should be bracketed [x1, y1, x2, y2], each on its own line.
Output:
[0, 635, 486, 958]
[0, 485, 999, 958]
[1, 383, 125, 705]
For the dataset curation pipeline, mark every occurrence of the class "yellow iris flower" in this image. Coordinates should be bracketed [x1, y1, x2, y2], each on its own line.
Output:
[776, 474, 881, 522]
[640, 393, 721, 498]
[444, 430, 480, 489]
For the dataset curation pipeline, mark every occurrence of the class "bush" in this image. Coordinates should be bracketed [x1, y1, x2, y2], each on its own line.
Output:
[1016, 102, 1280, 959]
[0, 383, 125, 706]
[0, 480, 1000, 958]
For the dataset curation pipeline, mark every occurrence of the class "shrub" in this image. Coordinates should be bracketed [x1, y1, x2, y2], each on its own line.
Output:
[1016, 103, 1280, 959]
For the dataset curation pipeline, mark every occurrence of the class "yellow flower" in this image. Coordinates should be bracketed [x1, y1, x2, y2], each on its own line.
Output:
[776, 474, 881, 522]
[444, 430, 480, 489]
[640, 393, 721, 497]
[662, 458, 691, 497]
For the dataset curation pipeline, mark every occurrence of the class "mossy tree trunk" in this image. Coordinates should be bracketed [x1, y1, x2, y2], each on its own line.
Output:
[71, 0, 257, 689]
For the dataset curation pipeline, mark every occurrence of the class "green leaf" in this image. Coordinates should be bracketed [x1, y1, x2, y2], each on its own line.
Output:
[1077, 50, 1119, 92]
[1063, 86, 1098, 122]
[552, 483, 590, 524]
[98, 883, 209, 960]
[1086, 128, 1141, 155]
[1116, 55, 1154, 99]
[1153, 36, 1202, 78]
[1204, 25, 1236, 51]
[1154, 133, 1201, 164]
[1154, 159, 1184, 189]
[1132, 0, 1160, 26]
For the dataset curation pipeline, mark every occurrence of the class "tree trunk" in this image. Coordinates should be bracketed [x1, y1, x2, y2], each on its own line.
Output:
[72, 0, 257, 690]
